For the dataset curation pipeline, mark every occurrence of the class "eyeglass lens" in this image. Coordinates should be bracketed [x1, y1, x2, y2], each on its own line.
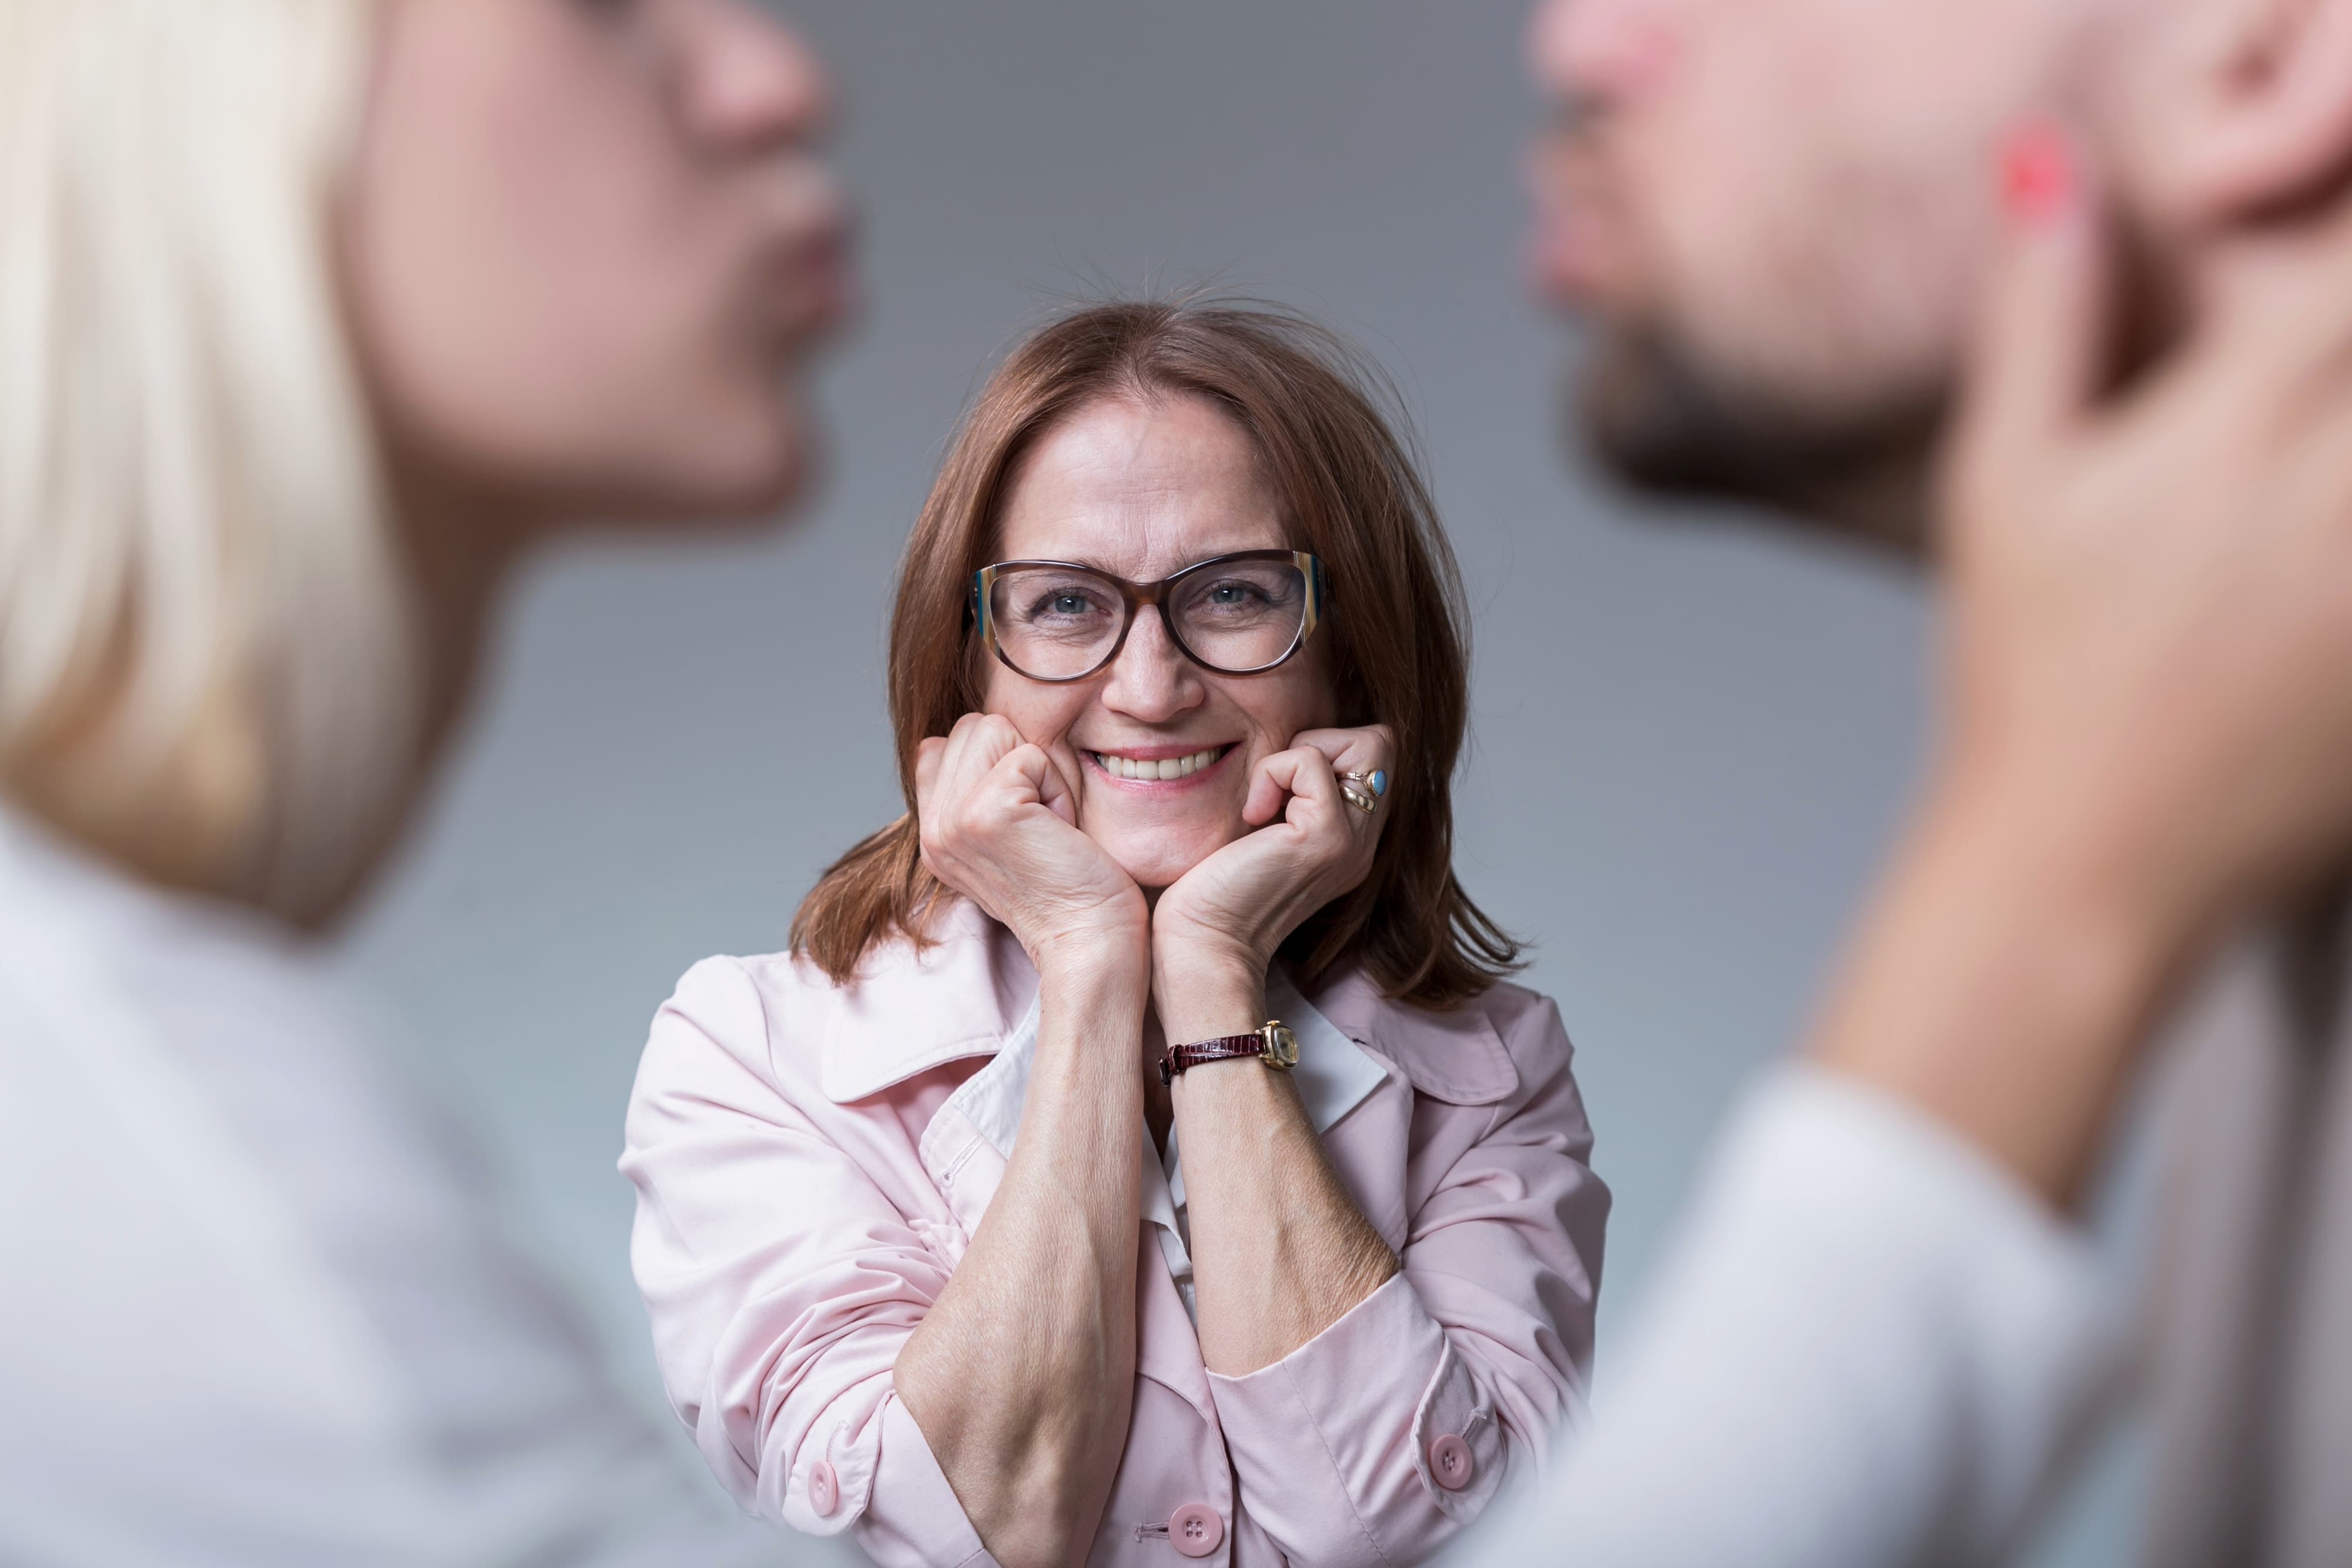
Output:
[987, 557, 1309, 680]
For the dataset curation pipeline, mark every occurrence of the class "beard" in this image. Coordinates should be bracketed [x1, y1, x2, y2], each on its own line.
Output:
[1572, 317, 1949, 556]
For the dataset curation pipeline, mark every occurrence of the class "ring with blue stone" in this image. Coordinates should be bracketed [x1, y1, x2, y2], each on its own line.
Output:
[1342, 769, 1389, 800]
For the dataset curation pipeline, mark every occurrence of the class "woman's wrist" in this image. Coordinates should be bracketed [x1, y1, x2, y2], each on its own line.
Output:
[1151, 933, 1270, 1043]
[1158, 979, 1271, 1048]
[1030, 896, 1152, 985]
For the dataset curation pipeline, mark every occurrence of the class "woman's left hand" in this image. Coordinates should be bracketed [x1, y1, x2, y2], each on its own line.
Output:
[1151, 726, 1393, 1021]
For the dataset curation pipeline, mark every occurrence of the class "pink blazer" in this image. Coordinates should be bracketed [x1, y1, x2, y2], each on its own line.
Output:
[621, 901, 1607, 1567]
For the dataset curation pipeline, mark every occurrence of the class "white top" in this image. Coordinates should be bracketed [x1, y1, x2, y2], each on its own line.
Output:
[1460, 1067, 2122, 1568]
[0, 811, 780, 1567]
[950, 965, 1391, 1322]
[0, 787, 2118, 1566]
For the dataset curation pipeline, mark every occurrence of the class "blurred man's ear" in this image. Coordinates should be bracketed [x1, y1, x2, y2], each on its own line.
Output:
[2129, 0, 2352, 229]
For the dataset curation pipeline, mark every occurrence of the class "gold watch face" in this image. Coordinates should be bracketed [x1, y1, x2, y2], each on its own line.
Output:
[1261, 1022, 1300, 1071]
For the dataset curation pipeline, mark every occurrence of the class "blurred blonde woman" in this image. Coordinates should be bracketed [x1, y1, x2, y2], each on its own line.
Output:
[0, 1, 846, 1560]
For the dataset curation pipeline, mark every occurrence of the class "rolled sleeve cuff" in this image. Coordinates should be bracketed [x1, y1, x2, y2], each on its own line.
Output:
[1210, 1273, 1499, 1562]
[784, 1393, 994, 1568]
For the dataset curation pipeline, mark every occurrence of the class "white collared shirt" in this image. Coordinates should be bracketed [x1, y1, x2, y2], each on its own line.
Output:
[942, 966, 1392, 1320]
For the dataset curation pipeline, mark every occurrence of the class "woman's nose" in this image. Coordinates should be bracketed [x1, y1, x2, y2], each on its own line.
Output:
[675, 0, 837, 155]
[1099, 609, 1204, 723]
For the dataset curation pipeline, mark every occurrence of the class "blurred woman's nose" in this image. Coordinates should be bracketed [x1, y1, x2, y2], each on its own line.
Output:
[1528, 0, 1682, 103]
[1099, 609, 1204, 724]
[678, 0, 836, 152]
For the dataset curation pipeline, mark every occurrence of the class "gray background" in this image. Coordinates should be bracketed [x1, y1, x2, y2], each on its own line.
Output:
[336, 2, 2136, 1562]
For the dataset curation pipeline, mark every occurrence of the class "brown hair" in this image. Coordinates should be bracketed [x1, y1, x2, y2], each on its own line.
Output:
[791, 300, 1520, 1008]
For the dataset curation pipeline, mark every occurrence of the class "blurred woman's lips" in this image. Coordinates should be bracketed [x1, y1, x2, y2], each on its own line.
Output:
[1085, 744, 1235, 784]
[759, 220, 856, 343]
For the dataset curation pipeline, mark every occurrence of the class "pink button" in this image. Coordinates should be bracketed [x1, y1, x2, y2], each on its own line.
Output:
[1168, 1502, 1224, 1557]
[808, 1459, 841, 1517]
[1429, 1433, 1474, 1491]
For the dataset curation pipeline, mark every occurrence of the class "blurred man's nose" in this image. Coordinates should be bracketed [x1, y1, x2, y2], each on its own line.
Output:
[1100, 610, 1205, 724]
[1528, 0, 1681, 105]
[679, 0, 836, 152]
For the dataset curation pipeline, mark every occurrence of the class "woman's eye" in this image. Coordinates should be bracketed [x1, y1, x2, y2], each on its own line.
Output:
[1021, 586, 1108, 621]
[1193, 578, 1284, 613]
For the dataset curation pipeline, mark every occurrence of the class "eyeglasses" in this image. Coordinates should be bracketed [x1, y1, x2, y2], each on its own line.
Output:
[973, 550, 1328, 683]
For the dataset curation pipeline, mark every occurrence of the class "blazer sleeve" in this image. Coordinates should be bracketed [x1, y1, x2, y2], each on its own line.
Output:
[1204, 994, 1608, 1566]
[1464, 1065, 2122, 1568]
[619, 957, 995, 1568]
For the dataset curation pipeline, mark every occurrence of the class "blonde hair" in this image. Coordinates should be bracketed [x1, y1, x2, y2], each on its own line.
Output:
[0, 0, 421, 923]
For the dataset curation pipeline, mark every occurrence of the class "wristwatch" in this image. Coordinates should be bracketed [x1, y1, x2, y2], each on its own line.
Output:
[1159, 1020, 1300, 1086]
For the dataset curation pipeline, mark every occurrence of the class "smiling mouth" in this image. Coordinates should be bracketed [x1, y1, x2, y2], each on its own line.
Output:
[1087, 745, 1233, 783]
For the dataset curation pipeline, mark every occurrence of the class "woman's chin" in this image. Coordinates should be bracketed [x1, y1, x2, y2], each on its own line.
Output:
[1088, 822, 1244, 895]
[1125, 862, 1202, 898]
[1108, 846, 1223, 896]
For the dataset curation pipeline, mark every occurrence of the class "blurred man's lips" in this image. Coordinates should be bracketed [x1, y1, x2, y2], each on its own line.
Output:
[1527, 195, 1636, 310]
[1529, 211, 1602, 302]
[1526, 139, 1635, 309]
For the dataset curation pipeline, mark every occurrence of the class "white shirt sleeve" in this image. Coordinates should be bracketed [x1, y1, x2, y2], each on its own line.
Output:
[0, 819, 795, 1568]
[1459, 1065, 2120, 1568]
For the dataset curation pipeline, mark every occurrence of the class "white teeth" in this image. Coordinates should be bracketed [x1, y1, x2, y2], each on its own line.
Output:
[1090, 746, 1224, 781]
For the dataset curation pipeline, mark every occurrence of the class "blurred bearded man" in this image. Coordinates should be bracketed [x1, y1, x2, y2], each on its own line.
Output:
[1480, 1, 2352, 1565]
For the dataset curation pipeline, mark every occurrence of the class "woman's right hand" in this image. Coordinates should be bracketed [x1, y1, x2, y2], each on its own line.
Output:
[916, 713, 1148, 972]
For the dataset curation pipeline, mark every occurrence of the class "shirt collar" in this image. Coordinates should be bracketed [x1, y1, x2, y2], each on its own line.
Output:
[947, 962, 1392, 1169]
[820, 901, 1397, 1129]
[817, 901, 1037, 1104]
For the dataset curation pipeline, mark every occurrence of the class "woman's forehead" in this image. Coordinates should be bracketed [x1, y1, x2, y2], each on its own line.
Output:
[997, 395, 1290, 571]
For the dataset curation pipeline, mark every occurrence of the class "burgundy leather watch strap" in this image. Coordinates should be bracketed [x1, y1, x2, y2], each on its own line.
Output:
[1159, 1034, 1266, 1087]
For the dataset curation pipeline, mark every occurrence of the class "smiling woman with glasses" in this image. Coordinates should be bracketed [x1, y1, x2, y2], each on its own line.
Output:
[622, 301, 1609, 1568]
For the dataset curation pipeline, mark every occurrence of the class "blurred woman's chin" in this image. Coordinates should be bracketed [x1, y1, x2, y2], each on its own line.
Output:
[721, 402, 826, 511]
[649, 416, 824, 526]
